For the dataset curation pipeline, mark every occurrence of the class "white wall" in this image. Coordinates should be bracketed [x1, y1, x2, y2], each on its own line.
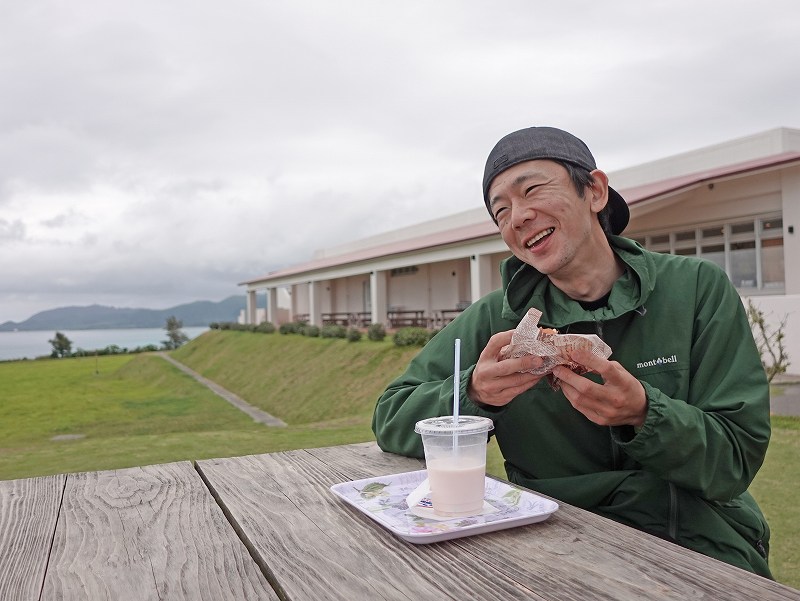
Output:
[429, 260, 460, 311]
[744, 295, 800, 377]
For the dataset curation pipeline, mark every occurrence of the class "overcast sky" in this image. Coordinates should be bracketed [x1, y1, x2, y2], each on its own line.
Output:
[1, 0, 798, 323]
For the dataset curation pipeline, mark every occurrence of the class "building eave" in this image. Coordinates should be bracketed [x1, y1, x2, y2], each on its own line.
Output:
[622, 151, 800, 206]
[241, 145, 800, 289]
[239, 220, 500, 286]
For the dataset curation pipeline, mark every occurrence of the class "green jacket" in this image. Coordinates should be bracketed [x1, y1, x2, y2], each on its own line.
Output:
[373, 236, 772, 577]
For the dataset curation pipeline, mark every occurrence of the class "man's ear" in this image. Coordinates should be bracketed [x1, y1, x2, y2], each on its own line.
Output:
[587, 169, 610, 214]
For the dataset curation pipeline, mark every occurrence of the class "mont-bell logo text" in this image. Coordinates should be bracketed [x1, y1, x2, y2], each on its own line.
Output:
[636, 354, 678, 369]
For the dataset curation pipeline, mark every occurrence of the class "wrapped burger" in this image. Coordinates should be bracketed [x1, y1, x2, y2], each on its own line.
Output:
[500, 307, 612, 389]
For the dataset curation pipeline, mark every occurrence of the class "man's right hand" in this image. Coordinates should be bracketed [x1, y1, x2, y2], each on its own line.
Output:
[468, 330, 544, 407]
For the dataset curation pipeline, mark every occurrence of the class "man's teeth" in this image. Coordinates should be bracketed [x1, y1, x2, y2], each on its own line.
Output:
[527, 228, 555, 247]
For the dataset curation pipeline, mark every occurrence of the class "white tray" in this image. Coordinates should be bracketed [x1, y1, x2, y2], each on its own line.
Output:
[330, 469, 559, 544]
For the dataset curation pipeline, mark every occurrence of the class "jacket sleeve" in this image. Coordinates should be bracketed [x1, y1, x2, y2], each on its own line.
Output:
[372, 304, 505, 458]
[613, 262, 771, 501]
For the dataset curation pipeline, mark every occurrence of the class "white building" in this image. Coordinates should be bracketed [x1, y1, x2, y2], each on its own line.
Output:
[240, 127, 800, 371]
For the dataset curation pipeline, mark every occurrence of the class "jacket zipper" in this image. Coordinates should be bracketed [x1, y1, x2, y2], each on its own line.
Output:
[596, 319, 623, 470]
[596, 313, 677, 539]
[596, 310, 678, 541]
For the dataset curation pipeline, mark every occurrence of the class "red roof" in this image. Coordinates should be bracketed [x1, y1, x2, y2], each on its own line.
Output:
[241, 220, 499, 284]
[621, 151, 800, 205]
[241, 151, 800, 286]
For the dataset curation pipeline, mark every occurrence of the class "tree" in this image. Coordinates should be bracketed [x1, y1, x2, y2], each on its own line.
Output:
[49, 332, 73, 358]
[162, 315, 189, 350]
[746, 299, 790, 383]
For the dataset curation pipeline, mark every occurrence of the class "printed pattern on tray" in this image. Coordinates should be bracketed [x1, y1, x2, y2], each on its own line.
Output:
[332, 470, 558, 540]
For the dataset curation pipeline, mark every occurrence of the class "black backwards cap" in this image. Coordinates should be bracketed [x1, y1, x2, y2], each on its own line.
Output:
[482, 126, 629, 235]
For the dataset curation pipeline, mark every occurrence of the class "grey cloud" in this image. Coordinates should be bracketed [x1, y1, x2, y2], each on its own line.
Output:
[1, 0, 799, 323]
[0, 219, 26, 243]
[40, 209, 91, 229]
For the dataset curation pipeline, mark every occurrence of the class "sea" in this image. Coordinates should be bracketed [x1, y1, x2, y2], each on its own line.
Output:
[0, 327, 210, 362]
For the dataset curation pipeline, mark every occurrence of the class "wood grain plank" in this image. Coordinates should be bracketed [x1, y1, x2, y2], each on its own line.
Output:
[0, 474, 65, 601]
[198, 448, 548, 600]
[321, 443, 800, 600]
[206, 443, 800, 601]
[306, 440, 425, 479]
[41, 461, 278, 601]
[448, 502, 800, 601]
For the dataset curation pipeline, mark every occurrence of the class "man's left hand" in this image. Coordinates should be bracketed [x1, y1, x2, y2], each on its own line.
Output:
[551, 349, 647, 428]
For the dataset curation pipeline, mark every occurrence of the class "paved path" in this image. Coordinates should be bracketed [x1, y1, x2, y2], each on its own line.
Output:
[771, 378, 800, 417]
[157, 353, 287, 427]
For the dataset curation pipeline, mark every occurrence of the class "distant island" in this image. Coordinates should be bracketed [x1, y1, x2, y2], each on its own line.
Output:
[0, 296, 248, 332]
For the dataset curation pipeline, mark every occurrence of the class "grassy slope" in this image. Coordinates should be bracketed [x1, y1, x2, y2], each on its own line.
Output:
[0, 332, 422, 480]
[170, 330, 421, 425]
[0, 330, 797, 586]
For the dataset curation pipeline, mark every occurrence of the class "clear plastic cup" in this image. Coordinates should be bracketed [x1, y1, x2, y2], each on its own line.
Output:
[414, 416, 494, 517]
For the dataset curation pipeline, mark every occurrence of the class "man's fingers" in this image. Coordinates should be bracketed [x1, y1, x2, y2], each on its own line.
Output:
[569, 349, 606, 374]
[483, 330, 514, 354]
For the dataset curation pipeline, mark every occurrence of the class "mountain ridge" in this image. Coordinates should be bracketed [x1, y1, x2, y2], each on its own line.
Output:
[0, 296, 248, 331]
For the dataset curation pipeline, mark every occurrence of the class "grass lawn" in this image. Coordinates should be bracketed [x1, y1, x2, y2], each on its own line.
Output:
[748, 416, 800, 585]
[0, 354, 374, 479]
[0, 330, 797, 588]
[0, 332, 422, 479]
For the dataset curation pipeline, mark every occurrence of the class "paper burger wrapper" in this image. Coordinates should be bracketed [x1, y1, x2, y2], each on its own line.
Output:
[500, 308, 612, 389]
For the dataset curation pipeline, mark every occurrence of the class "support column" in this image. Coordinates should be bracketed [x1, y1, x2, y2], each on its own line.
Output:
[782, 167, 800, 294]
[246, 289, 257, 325]
[309, 281, 323, 326]
[370, 270, 388, 326]
[470, 254, 493, 302]
[266, 287, 279, 325]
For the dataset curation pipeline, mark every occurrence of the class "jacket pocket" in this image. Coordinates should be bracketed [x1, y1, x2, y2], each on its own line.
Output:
[706, 491, 770, 558]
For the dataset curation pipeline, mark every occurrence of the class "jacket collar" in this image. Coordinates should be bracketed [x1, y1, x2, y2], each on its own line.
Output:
[500, 236, 656, 328]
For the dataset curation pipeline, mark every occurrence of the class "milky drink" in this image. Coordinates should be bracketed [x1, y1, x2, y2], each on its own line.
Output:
[426, 455, 487, 516]
[414, 415, 494, 518]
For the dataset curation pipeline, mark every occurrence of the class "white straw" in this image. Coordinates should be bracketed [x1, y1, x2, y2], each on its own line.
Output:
[453, 338, 461, 424]
[453, 338, 461, 453]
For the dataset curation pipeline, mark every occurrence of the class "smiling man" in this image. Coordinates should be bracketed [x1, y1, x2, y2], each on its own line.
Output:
[372, 126, 773, 577]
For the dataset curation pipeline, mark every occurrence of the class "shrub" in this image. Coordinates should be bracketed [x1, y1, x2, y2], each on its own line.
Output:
[279, 322, 297, 335]
[321, 325, 347, 339]
[209, 322, 220, 330]
[746, 299, 790, 382]
[255, 322, 276, 334]
[367, 323, 386, 341]
[135, 344, 161, 353]
[302, 325, 321, 337]
[393, 327, 431, 347]
[346, 328, 362, 342]
[216, 321, 254, 331]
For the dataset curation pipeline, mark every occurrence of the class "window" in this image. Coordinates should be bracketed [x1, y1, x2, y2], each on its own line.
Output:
[390, 266, 419, 277]
[673, 229, 697, 257]
[761, 218, 784, 289]
[701, 226, 724, 239]
[730, 240, 756, 288]
[636, 214, 783, 293]
[700, 243, 725, 270]
[731, 222, 754, 235]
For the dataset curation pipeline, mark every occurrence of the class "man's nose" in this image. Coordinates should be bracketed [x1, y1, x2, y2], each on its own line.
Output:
[511, 201, 535, 229]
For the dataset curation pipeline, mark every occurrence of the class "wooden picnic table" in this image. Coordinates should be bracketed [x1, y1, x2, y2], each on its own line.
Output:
[321, 312, 352, 326]
[1, 442, 797, 600]
[435, 308, 465, 327]
[388, 309, 427, 328]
